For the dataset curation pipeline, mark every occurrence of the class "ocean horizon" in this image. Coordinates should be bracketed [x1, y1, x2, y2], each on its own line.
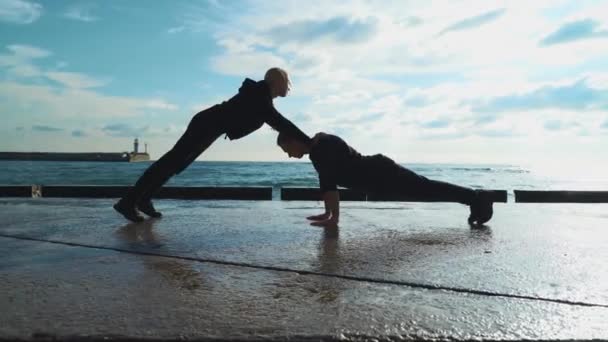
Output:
[2, 160, 607, 192]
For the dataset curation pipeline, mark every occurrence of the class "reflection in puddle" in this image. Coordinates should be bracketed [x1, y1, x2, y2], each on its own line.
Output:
[115, 220, 207, 291]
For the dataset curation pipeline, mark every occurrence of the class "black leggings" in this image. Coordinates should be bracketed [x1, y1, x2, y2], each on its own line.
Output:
[364, 155, 475, 204]
[122, 107, 225, 204]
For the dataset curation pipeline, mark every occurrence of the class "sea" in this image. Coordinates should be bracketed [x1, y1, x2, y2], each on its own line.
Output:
[1, 161, 607, 195]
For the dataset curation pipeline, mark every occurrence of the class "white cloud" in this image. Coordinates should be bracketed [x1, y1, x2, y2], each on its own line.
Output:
[0, 44, 50, 78]
[0, 0, 41, 24]
[151, 0, 608, 153]
[5, 63, 40, 77]
[6, 44, 50, 59]
[437, 8, 507, 36]
[45, 71, 109, 89]
[143, 99, 179, 111]
[0, 81, 178, 119]
[266, 16, 379, 44]
[1, 45, 113, 89]
[167, 25, 185, 34]
[190, 98, 224, 113]
[0, 44, 178, 117]
[211, 51, 288, 77]
[207, 0, 608, 80]
[4, 0, 607, 163]
[64, 3, 98, 22]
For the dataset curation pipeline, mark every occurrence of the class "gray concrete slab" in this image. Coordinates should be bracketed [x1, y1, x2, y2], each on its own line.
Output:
[1, 198, 607, 340]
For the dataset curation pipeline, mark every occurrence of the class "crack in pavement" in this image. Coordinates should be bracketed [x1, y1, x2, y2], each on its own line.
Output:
[1, 233, 607, 309]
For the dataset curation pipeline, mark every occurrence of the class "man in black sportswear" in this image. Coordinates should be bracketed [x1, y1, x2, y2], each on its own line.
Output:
[277, 131, 494, 227]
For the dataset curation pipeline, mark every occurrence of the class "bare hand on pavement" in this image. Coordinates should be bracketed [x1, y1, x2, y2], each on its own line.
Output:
[310, 219, 338, 228]
[307, 213, 330, 221]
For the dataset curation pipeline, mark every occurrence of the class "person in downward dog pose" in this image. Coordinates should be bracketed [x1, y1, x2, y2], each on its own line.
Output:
[114, 68, 311, 222]
[277, 131, 494, 227]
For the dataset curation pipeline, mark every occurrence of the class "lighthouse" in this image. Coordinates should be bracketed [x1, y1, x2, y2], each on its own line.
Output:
[127, 138, 149, 162]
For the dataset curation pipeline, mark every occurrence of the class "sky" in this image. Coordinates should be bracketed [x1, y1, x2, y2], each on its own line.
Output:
[0, 0, 607, 172]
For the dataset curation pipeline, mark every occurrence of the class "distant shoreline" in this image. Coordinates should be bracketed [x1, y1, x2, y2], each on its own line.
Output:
[0, 152, 150, 162]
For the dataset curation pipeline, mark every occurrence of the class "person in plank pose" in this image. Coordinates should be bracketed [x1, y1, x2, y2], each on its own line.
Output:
[276, 131, 494, 227]
[114, 68, 311, 222]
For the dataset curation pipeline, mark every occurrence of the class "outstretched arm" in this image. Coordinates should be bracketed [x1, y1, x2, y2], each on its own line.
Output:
[306, 190, 333, 220]
[310, 191, 340, 227]
[265, 106, 311, 144]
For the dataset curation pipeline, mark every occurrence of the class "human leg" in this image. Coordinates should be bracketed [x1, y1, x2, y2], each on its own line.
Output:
[368, 156, 492, 224]
[114, 109, 224, 221]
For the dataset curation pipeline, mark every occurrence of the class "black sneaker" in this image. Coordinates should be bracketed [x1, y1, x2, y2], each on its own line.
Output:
[469, 190, 494, 225]
[468, 210, 477, 225]
[113, 199, 144, 222]
[138, 200, 162, 218]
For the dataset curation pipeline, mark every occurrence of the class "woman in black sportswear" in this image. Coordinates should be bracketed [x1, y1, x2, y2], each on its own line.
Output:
[114, 68, 311, 222]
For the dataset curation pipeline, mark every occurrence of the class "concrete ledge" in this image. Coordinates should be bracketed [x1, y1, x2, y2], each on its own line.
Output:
[514, 190, 608, 203]
[282, 187, 508, 202]
[41, 186, 273, 200]
[42, 185, 128, 198]
[0, 186, 34, 197]
[3, 186, 606, 203]
[368, 190, 508, 203]
[281, 188, 367, 201]
[155, 187, 272, 200]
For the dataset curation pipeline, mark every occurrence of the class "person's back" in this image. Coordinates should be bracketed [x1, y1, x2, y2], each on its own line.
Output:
[218, 78, 282, 141]
[309, 133, 395, 194]
[277, 130, 494, 226]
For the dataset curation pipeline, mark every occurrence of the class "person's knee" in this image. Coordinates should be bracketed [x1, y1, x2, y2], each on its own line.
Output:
[162, 147, 188, 162]
[148, 151, 180, 173]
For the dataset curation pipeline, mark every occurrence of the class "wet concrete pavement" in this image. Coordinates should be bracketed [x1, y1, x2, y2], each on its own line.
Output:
[1, 198, 607, 340]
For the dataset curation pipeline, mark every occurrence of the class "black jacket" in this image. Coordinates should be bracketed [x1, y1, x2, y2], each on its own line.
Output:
[310, 133, 368, 192]
[309, 133, 398, 193]
[217, 78, 310, 143]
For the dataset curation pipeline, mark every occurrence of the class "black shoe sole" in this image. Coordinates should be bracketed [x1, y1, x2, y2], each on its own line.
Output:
[469, 191, 494, 225]
[137, 202, 162, 218]
[113, 202, 144, 223]
[140, 209, 162, 218]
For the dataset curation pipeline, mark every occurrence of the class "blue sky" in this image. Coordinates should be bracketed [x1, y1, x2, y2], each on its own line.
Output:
[1, 0, 607, 173]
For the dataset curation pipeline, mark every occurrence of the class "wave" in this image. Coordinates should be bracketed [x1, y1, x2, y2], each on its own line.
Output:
[413, 166, 529, 174]
[3, 160, 607, 190]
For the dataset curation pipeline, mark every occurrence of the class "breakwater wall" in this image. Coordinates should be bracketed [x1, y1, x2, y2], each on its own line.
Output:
[0, 152, 149, 162]
[1, 186, 608, 202]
